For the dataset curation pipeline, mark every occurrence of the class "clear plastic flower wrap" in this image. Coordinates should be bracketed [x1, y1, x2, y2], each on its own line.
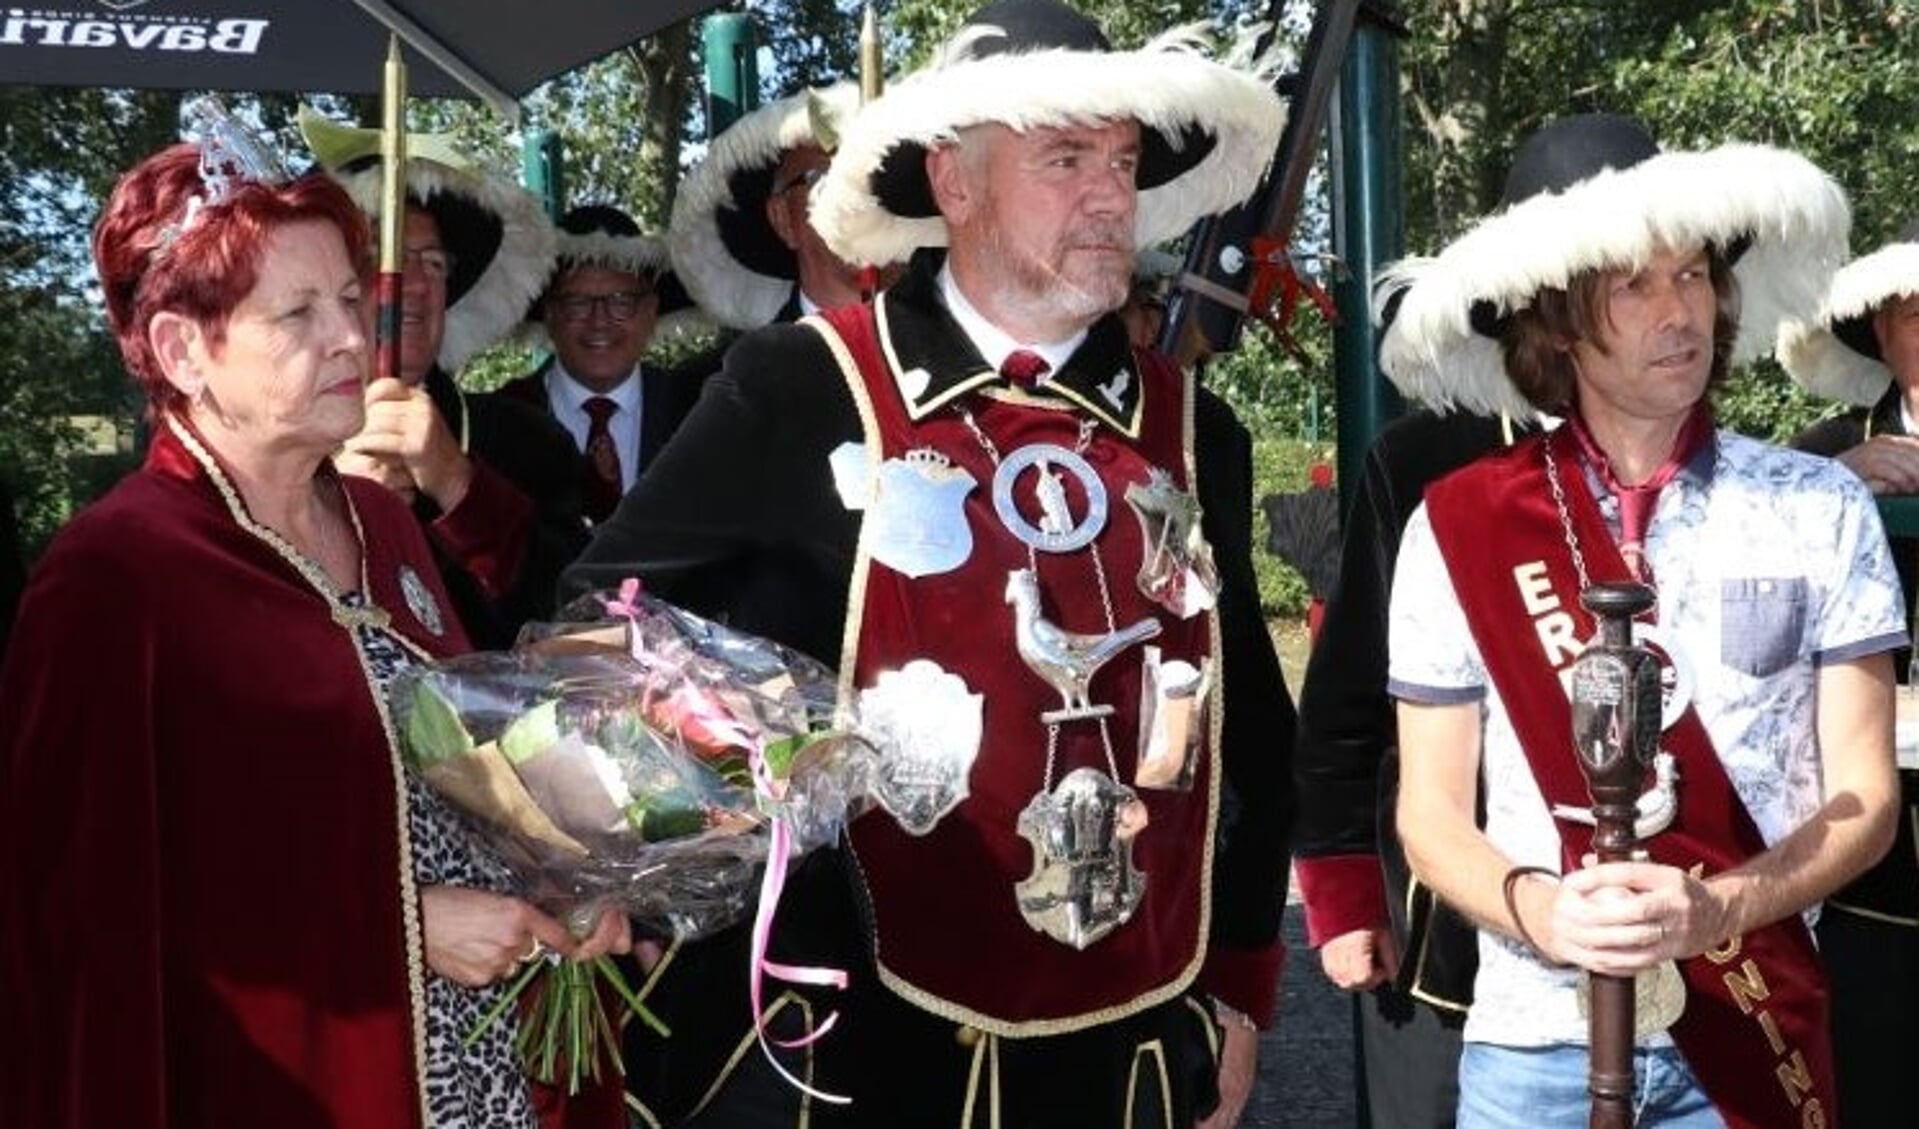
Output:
[389, 581, 872, 1090]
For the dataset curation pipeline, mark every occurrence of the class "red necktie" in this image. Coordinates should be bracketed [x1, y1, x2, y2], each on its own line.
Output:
[1000, 349, 1051, 387]
[1566, 405, 1712, 583]
[582, 395, 623, 522]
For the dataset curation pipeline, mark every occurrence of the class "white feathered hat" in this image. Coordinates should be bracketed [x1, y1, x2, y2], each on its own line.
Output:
[523, 203, 708, 348]
[1776, 225, 1919, 407]
[668, 83, 862, 330]
[1374, 113, 1851, 418]
[299, 107, 556, 374]
[808, 0, 1286, 268]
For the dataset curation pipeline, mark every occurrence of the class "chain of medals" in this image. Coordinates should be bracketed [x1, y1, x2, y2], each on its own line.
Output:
[959, 408, 1125, 789]
[956, 403, 1158, 949]
[1543, 432, 1597, 593]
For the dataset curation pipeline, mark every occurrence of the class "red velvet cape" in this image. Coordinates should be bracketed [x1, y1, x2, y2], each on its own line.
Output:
[0, 422, 465, 1128]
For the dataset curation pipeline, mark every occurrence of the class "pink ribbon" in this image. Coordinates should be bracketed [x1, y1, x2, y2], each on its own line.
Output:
[603, 577, 851, 1104]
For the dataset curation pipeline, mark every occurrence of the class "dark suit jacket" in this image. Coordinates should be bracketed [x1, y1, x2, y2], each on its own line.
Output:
[492, 357, 714, 484]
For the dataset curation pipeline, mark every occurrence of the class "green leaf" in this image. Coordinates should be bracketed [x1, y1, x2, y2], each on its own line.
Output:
[403, 679, 475, 766]
[499, 700, 562, 765]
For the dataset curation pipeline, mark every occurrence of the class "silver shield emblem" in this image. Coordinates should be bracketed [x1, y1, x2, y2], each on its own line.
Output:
[1015, 767, 1148, 949]
[857, 660, 984, 835]
[867, 450, 976, 579]
[398, 564, 445, 637]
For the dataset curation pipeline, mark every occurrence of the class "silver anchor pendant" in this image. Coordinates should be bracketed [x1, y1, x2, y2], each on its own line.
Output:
[1014, 767, 1148, 949]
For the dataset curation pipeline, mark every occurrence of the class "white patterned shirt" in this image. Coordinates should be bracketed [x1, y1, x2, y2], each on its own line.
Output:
[1388, 430, 1905, 1048]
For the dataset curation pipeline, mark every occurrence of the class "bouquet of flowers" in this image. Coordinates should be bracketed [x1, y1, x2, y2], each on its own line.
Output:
[392, 581, 870, 1091]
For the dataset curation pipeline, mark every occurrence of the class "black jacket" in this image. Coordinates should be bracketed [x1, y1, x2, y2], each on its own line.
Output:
[1293, 409, 1524, 1006]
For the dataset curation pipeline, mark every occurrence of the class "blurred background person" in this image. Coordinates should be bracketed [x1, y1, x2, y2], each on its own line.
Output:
[1778, 225, 1919, 1129]
[494, 204, 709, 523]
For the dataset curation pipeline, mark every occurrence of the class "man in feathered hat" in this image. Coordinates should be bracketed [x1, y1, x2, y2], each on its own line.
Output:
[1383, 113, 1901, 1127]
[568, 1, 1293, 1124]
[301, 110, 587, 648]
[670, 83, 868, 329]
[1776, 225, 1919, 1129]
[494, 203, 708, 523]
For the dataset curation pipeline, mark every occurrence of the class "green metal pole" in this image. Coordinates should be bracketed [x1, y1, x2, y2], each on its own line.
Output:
[521, 129, 564, 220]
[702, 13, 760, 137]
[1329, 2, 1406, 514]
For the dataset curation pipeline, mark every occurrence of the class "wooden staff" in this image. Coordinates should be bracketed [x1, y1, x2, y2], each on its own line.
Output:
[1567, 581, 1661, 1129]
[375, 35, 408, 385]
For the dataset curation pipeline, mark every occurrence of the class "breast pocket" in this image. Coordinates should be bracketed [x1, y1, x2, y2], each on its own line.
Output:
[1721, 577, 1808, 678]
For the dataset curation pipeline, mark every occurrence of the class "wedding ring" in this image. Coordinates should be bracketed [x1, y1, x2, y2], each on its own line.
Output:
[520, 937, 545, 963]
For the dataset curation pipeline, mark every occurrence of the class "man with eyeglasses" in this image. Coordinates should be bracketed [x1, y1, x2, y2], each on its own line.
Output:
[495, 205, 709, 523]
[303, 111, 590, 649]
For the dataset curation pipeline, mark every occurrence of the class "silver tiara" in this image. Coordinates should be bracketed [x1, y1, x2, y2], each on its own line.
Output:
[157, 96, 292, 252]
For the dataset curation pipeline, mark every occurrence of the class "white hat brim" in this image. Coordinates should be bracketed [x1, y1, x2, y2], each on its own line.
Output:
[1776, 242, 1919, 406]
[669, 84, 862, 330]
[335, 159, 556, 374]
[1375, 144, 1850, 418]
[809, 24, 1285, 267]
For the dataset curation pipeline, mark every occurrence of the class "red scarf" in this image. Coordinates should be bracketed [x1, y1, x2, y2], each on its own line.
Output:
[1422, 428, 1836, 1129]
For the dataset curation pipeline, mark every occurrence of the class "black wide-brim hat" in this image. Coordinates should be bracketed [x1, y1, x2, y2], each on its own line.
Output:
[521, 203, 705, 348]
[1374, 113, 1850, 418]
[1777, 223, 1919, 407]
[669, 83, 861, 330]
[809, 0, 1286, 267]
[299, 107, 556, 374]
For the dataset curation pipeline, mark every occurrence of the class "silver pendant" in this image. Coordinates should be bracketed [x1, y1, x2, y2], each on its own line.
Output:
[991, 443, 1108, 553]
[1125, 469, 1218, 618]
[857, 659, 983, 835]
[828, 440, 873, 511]
[1015, 767, 1148, 949]
[1135, 645, 1211, 792]
[1576, 960, 1687, 1038]
[398, 564, 444, 636]
[1006, 568, 1161, 723]
[866, 450, 977, 579]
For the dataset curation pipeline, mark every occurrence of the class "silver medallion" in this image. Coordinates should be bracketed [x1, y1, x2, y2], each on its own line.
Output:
[1014, 767, 1148, 949]
[1126, 469, 1219, 618]
[398, 564, 444, 636]
[857, 659, 984, 835]
[1005, 568, 1161, 723]
[828, 440, 873, 511]
[867, 450, 977, 579]
[992, 443, 1108, 553]
[1135, 645, 1212, 792]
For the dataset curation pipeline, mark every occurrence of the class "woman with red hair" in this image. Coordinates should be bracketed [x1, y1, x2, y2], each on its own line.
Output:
[0, 122, 625, 1127]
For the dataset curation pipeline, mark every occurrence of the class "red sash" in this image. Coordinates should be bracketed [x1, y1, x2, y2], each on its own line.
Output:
[1423, 433, 1836, 1129]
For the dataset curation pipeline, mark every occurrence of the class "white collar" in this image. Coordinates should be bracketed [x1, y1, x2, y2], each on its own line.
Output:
[797, 288, 824, 318]
[547, 360, 642, 414]
[937, 263, 1087, 380]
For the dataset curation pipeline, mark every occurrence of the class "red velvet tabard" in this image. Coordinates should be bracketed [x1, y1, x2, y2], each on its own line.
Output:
[812, 305, 1218, 1034]
[1423, 435, 1836, 1129]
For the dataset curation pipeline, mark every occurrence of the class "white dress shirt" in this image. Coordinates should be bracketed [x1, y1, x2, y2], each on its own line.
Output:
[937, 264, 1087, 381]
[545, 362, 643, 491]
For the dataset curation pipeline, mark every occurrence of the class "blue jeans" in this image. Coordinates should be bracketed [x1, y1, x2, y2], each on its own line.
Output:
[1457, 1043, 1726, 1128]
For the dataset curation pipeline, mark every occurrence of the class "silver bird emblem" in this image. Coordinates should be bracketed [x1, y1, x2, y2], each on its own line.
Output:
[1005, 568, 1161, 720]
